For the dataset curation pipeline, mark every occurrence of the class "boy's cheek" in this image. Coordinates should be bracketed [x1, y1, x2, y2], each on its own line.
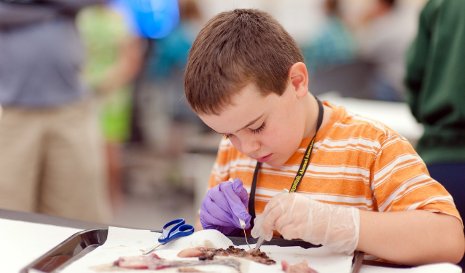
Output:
[229, 137, 241, 150]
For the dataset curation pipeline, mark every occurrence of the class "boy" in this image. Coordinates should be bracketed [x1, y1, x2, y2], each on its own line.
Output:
[184, 9, 464, 265]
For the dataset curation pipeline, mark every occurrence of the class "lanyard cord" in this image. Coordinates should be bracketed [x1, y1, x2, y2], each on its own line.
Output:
[248, 97, 324, 226]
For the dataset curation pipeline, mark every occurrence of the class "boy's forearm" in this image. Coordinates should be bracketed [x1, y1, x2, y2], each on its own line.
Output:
[358, 210, 464, 265]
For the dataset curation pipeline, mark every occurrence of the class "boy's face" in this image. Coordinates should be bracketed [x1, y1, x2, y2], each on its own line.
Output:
[199, 82, 308, 167]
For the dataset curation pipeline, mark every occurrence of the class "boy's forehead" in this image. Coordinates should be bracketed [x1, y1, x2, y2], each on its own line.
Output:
[199, 83, 270, 133]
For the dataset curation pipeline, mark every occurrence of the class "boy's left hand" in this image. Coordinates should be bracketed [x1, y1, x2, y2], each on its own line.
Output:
[251, 192, 360, 254]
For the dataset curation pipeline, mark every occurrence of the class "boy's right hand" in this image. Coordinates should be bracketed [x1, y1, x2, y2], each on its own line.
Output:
[200, 178, 251, 235]
[251, 192, 360, 254]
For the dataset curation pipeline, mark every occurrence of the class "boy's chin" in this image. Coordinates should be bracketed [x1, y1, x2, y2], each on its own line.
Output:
[264, 157, 288, 167]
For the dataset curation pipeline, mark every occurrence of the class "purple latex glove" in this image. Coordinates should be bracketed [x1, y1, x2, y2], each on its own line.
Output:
[200, 178, 251, 235]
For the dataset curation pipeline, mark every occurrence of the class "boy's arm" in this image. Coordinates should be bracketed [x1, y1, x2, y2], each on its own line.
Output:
[359, 210, 464, 265]
[252, 132, 464, 265]
[361, 130, 464, 264]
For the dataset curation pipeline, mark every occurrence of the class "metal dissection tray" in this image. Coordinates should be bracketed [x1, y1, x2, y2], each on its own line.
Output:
[21, 229, 108, 273]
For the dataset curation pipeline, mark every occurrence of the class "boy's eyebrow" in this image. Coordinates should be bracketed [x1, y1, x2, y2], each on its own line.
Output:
[218, 114, 264, 134]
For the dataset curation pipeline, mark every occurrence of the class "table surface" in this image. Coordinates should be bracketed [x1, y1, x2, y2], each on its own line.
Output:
[0, 209, 461, 273]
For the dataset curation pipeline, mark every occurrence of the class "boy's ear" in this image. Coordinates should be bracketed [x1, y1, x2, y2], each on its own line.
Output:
[289, 62, 309, 97]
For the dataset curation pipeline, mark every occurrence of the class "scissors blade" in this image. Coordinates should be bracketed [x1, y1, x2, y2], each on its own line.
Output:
[143, 242, 162, 255]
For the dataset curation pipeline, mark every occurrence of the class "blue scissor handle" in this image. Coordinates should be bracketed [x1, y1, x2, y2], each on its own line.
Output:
[158, 218, 194, 244]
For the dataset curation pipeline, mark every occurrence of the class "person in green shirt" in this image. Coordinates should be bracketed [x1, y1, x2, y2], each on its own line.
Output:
[405, 1, 465, 268]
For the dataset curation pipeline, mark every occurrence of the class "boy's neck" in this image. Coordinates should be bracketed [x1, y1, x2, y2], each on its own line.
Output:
[303, 94, 331, 139]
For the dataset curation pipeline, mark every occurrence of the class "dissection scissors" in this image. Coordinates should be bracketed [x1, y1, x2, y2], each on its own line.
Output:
[143, 218, 194, 254]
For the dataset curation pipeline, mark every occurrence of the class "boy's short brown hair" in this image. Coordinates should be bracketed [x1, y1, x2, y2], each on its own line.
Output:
[184, 9, 304, 115]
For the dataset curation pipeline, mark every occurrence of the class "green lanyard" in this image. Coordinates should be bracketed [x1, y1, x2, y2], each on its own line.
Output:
[248, 97, 324, 225]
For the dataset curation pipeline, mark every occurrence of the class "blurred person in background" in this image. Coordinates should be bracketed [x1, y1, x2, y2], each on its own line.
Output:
[143, 0, 203, 156]
[300, 0, 373, 99]
[0, 0, 111, 223]
[78, 1, 144, 210]
[301, 0, 356, 72]
[405, 1, 465, 268]
[354, 0, 419, 101]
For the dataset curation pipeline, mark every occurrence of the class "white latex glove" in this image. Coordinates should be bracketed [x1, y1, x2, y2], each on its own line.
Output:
[251, 192, 360, 254]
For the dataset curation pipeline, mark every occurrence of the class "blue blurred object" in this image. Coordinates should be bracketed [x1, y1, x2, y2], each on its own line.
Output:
[114, 0, 179, 39]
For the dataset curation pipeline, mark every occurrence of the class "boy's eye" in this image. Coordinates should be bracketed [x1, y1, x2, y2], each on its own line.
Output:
[223, 122, 266, 138]
[250, 122, 266, 134]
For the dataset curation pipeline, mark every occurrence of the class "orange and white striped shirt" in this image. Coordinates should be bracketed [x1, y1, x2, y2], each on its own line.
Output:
[208, 101, 461, 222]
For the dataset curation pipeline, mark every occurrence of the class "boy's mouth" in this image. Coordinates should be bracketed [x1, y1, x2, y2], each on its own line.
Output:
[257, 154, 273, 163]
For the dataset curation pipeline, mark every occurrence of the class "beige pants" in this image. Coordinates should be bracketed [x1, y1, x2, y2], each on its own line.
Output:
[0, 99, 111, 223]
